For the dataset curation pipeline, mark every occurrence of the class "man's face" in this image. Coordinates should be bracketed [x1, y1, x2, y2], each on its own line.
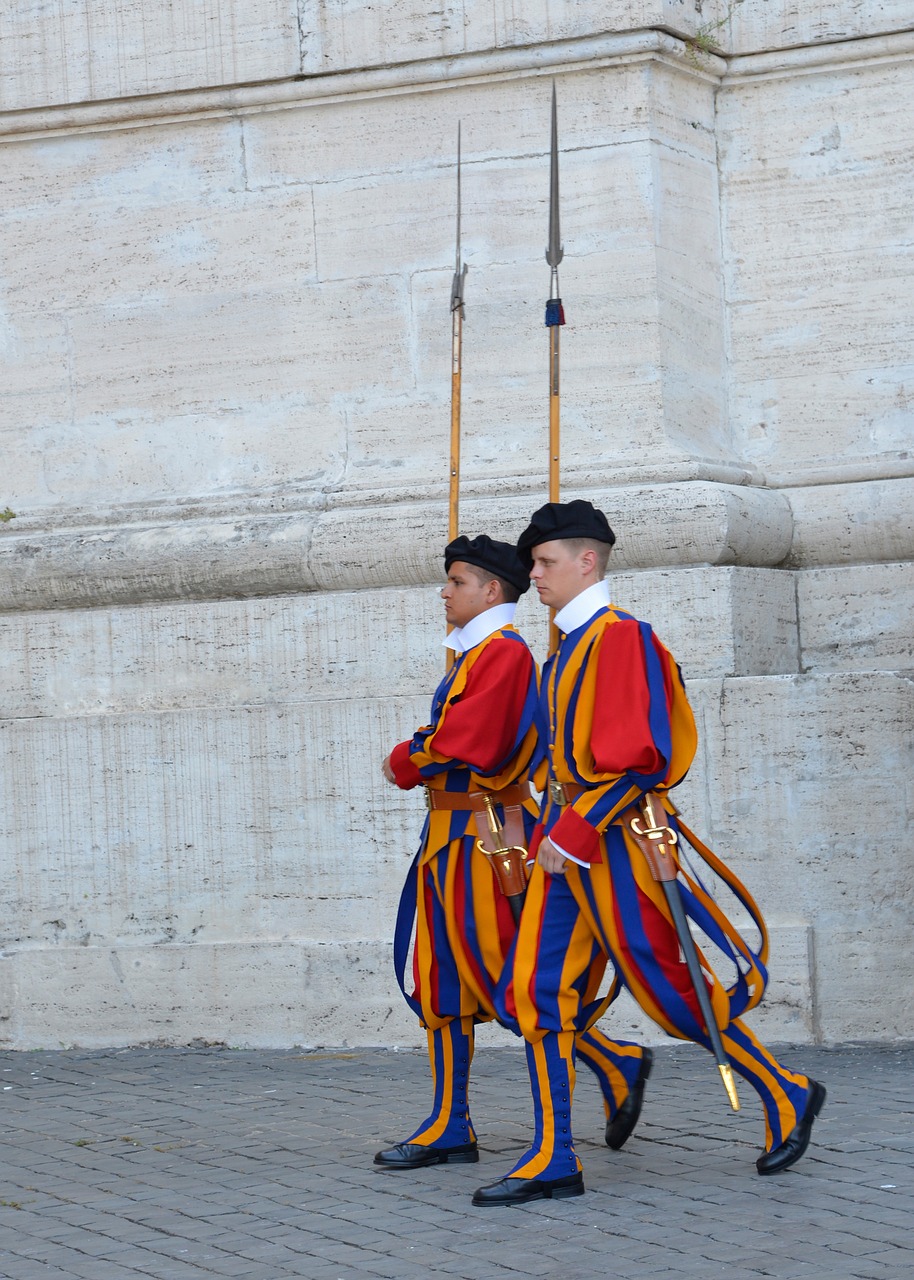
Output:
[529, 540, 592, 612]
[441, 561, 496, 629]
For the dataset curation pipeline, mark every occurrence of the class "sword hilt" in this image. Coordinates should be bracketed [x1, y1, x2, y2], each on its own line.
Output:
[629, 794, 678, 882]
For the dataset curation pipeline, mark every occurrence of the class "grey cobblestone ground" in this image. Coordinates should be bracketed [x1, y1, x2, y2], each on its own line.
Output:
[1, 1043, 912, 1279]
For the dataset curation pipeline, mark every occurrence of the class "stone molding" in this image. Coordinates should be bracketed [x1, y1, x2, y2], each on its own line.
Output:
[723, 28, 914, 83]
[3, 475, 913, 611]
[785, 476, 914, 569]
[2, 26, 912, 143]
[0, 29, 707, 141]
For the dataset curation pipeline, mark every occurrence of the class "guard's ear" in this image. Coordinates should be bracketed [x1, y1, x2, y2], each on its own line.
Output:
[578, 547, 598, 576]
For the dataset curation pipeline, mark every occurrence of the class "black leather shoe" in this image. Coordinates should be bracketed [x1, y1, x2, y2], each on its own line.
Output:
[605, 1048, 653, 1150]
[374, 1140, 478, 1169]
[471, 1171, 584, 1206]
[756, 1080, 826, 1176]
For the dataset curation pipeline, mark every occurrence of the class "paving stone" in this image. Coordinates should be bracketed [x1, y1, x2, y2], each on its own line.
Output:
[2, 1045, 914, 1279]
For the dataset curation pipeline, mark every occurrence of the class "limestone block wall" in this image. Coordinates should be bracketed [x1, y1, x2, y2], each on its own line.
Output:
[0, 2, 911, 1049]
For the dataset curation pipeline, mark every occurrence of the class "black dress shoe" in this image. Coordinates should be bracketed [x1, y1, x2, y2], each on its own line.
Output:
[471, 1171, 584, 1206]
[374, 1140, 478, 1169]
[605, 1048, 653, 1150]
[756, 1080, 826, 1176]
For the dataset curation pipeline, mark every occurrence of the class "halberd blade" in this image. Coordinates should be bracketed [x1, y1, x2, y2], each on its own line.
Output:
[546, 83, 564, 270]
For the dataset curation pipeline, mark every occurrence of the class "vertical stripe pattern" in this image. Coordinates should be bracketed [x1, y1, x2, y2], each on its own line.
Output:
[407, 1016, 477, 1148]
[506, 1031, 581, 1180]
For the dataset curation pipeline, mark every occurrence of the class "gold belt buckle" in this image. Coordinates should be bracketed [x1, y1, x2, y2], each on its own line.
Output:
[424, 788, 433, 812]
[549, 780, 567, 807]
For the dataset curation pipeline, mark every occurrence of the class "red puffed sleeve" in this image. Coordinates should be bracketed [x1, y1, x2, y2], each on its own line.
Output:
[589, 619, 669, 775]
[547, 620, 675, 862]
[424, 640, 533, 772]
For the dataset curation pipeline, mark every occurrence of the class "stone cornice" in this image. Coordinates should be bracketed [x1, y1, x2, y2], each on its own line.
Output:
[722, 27, 914, 84]
[0, 479, 785, 612]
[785, 477, 914, 570]
[3, 474, 912, 612]
[2, 26, 911, 143]
[0, 30, 704, 141]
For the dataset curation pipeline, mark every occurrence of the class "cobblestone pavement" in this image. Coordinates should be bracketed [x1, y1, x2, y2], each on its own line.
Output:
[1, 1043, 912, 1279]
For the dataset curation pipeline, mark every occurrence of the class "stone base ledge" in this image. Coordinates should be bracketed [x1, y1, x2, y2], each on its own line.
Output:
[0, 926, 817, 1051]
[3, 474, 913, 613]
[0, 480, 795, 612]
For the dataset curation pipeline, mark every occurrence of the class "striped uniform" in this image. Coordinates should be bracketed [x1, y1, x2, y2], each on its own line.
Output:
[499, 605, 812, 1181]
[389, 624, 650, 1150]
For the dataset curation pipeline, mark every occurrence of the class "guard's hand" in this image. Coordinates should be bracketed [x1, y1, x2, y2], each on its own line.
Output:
[381, 755, 396, 785]
[537, 836, 567, 875]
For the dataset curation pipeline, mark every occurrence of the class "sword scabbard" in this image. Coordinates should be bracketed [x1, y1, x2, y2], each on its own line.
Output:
[473, 796, 529, 909]
[622, 791, 740, 1113]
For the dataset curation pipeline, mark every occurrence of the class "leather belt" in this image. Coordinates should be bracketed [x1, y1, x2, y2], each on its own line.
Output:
[424, 782, 531, 812]
[548, 780, 584, 807]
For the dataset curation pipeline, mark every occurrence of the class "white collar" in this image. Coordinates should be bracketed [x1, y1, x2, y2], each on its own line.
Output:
[444, 602, 517, 654]
[553, 580, 611, 635]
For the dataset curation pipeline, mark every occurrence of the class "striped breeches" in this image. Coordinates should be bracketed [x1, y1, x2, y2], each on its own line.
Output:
[512, 836, 811, 1150]
[403, 832, 648, 1122]
[411, 833, 519, 1028]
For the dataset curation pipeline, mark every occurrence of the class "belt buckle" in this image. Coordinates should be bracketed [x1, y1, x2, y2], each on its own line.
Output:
[549, 780, 566, 807]
[424, 788, 433, 812]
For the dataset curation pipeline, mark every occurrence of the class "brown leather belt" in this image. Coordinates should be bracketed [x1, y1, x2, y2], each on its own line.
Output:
[424, 782, 531, 812]
[548, 780, 584, 807]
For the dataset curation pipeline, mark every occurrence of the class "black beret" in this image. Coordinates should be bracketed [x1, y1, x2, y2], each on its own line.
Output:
[516, 500, 616, 570]
[444, 534, 531, 595]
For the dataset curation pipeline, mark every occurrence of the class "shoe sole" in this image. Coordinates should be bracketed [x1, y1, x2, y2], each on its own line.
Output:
[375, 1148, 479, 1169]
[472, 1179, 585, 1206]
[547, 1182, 585, 1200]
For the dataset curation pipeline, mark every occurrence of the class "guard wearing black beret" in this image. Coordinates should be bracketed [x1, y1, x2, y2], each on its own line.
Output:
[515, 498, 615, 570]
[375, 531, 664, 1173]
[474, 500, 825, 1206]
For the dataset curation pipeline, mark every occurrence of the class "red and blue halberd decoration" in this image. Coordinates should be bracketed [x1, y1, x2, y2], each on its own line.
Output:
[545, 298, 565, 326]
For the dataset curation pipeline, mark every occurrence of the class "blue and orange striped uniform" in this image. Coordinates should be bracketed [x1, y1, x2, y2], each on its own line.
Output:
[499, 605, 812, 1180]
[389, 624, 651, 1150]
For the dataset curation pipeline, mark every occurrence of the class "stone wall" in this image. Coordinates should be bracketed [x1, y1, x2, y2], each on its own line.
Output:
[0, 2, 911, 1049]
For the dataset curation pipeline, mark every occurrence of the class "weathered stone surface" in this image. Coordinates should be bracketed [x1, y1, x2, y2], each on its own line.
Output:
[0, 481, 795, 611]
[0, 694, 423, 961]
[0, 567, 795, 726]
[0, 591, 440, 720]
[688, 671, 914, 1043]
[719, 47, 914, 486]
[0, 5, 911, 1052]
[611, 567, 800, 677]
[1, 59, 730, 524]
[797, 561, 914, 672]
[787, 477, 914, 568]
[728, 3, 913, 55]
[0, 923, 816, 1051]
[301, 2, 699, 79]
[0, 940, 418, 1050]
[0, 1, 302, 112]
[12, 0, 910, 124]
